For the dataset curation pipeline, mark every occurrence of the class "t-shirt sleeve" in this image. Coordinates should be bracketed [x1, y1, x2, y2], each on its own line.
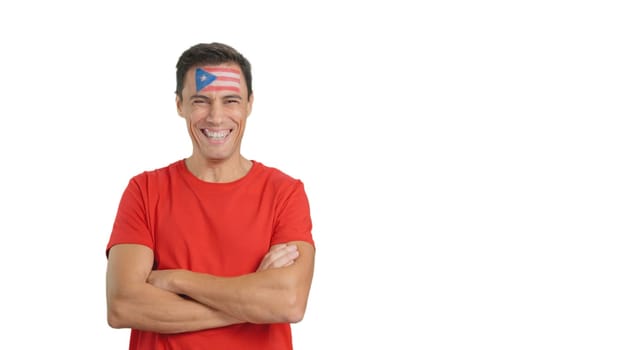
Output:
[105, 176, 154, 257]
[271, 180, 315, 247]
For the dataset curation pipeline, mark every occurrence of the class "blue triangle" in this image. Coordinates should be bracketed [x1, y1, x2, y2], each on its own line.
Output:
[195, 68, 217, 91]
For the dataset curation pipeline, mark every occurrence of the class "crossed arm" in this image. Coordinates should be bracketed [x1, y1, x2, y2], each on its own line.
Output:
[106, 241, 314, 334]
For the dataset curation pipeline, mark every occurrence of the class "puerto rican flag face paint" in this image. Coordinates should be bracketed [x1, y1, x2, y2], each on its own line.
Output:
[195, 66, 242, 93]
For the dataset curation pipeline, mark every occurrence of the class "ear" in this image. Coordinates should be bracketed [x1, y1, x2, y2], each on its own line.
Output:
[246, 93, 254, 118]
[176, 95, 183, 117]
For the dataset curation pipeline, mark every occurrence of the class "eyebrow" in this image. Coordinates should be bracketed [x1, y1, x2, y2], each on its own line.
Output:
[190, 94, 211, 100]
[223, 94, 242, 100]
[189, 94, 243, 101]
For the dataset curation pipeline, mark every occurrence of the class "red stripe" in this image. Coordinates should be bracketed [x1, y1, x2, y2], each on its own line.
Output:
[201, 86, 241, 92]
[215, 76, 240, 82]
[202, 66, 241, 74]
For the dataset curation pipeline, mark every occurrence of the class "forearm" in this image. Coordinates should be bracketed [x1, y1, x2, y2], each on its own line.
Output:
[146, 241, 315, 324]
[171, 268, 305, 324]
[166, 242, 314, 324]
[107, 282, 242, 334]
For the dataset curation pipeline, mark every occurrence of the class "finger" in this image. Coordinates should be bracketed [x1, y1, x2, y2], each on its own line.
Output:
[264, 244, 297, 264]
[257, 245, 298, 271]
[272, 249, 299, 268]
[266, 245, 297, 265]
[257, 247, 291, 271]
[263, 248, 299, 270]
[269, 243, 288, 252]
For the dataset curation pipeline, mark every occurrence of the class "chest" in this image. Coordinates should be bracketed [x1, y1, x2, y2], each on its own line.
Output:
[151, 186, 278, 275]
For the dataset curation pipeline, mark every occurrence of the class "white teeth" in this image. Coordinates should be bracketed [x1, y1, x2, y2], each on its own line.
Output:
[203, 129, 230, 138]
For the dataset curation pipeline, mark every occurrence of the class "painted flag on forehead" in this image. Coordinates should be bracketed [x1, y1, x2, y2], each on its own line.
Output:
[195, 67, 241, 93]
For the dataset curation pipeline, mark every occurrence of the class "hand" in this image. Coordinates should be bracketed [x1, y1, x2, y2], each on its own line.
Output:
[256, 244, 299, 272]
[147, 269, 185, 293]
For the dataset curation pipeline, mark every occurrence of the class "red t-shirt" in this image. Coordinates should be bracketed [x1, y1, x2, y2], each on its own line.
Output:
[106, 159, 314, 350]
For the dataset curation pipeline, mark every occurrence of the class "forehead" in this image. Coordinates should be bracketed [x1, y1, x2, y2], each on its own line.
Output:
[185, 63, 246, 96]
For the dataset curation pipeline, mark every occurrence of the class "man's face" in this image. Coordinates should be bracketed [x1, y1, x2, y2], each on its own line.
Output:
[176, 63, 253, 163]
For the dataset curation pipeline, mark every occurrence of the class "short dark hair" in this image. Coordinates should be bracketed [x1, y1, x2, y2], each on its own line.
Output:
[175, 42, 253, 99]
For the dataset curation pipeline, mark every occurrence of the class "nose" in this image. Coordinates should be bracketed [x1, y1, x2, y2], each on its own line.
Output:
[206, 100, 225, 124]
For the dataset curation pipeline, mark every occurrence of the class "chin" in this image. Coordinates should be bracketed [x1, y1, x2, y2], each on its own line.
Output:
[202, 151, 234, 162]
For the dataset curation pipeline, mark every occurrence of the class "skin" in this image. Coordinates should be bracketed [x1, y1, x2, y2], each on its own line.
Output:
[180, 62, 253, 183]
[106, 62, 315, 333]
[147, 241, 314, 324]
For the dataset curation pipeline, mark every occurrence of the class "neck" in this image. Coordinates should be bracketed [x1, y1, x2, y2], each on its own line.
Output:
[185, 154, 252, 183]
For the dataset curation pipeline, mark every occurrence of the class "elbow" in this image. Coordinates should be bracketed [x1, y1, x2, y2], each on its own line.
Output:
[108, 315, 123, 329]
[286, 308, 305, 324]
[107, 311, 123, 329]
[282, 290, 308, 324]
[278, 274, 311, 323]
[107, 299, 129, 329]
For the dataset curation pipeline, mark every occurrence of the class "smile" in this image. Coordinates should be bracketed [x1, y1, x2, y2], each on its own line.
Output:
[201, 128, 232, 140]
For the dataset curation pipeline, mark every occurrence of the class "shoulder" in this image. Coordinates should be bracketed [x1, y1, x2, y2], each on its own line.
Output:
[128, 159, 183, 187]
[252, 161, 303, 188]
[250, 161, 309, 202]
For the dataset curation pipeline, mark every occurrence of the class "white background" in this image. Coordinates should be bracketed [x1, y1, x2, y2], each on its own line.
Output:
[1, 1, 620, 349]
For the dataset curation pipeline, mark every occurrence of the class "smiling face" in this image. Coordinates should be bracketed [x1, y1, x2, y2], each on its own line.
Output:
[177, 62, 253, 165]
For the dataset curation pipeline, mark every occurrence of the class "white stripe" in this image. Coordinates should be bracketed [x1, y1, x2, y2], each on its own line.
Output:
[211, 80, 240, 87]
[213, 71, 240, 79]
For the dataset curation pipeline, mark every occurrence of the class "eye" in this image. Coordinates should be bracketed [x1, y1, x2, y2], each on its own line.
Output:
[192, 99, 207, 105]
[225, 98, 240, 104]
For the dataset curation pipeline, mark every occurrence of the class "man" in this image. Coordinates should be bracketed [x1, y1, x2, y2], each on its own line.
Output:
[105, 42, 315, 350]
